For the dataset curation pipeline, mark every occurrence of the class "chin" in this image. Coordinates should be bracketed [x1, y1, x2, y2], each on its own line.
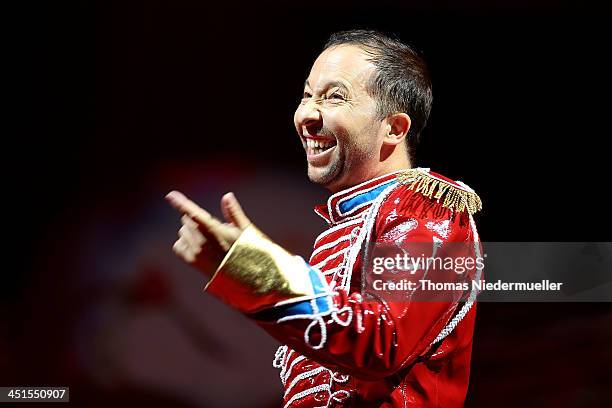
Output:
[308, 166, 333, 186]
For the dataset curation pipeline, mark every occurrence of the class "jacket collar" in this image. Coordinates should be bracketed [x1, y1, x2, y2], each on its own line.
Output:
[314, 170, 405, 225]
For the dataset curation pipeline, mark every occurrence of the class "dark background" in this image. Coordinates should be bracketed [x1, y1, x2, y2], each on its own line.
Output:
[4, 1, 611, 406]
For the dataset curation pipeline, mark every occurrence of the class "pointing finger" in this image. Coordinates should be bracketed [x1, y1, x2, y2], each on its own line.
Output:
[166, 190, 221, 230]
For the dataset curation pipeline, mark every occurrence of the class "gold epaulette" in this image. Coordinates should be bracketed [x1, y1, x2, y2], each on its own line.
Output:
[396, 168, 482, 215]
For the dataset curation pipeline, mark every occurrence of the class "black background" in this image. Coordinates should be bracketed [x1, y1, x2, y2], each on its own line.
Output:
[5, 1, 612, 406]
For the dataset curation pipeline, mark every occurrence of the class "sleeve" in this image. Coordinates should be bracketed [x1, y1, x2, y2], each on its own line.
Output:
[204, 202, 479, 381]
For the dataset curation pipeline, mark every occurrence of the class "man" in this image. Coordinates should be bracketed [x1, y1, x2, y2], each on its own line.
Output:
[167, 30, 482, 407]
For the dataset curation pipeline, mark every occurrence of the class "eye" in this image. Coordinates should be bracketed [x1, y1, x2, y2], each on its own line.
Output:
[300, 91, 312, 104]
[328, 92, 345, 100]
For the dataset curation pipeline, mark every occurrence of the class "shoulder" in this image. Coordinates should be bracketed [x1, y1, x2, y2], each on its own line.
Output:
[375, 168, 482, 236]
[395, 168, 481, 215]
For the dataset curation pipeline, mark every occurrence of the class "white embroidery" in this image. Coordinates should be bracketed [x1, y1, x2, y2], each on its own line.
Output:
[273, 292, 330, 308]
[311, 234, 351, 259]
[331, 306, 352, 326]
[313, 248, 350, 270]
[430, 213, 482, 345]
[282, 355, 304, 385]
[284, 367, 327, 397]
[279, 350, 293, 378]
[273, 345, 288, 369]
[283, 384, 331, 408]
[322, 266, 341, 276]
[329, 389, 351, 403]
[334, 211, 371, 224]
[331, 371, 350, 383]
[303, 315, 328, 350]
[314, 218, 362, 246]
[287, 365, 353, 408]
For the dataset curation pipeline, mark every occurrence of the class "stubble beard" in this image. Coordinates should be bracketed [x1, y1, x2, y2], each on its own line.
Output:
[307, 122, 378, 190]
[307, 153, 344, 187]
[307, 141, 374, 191]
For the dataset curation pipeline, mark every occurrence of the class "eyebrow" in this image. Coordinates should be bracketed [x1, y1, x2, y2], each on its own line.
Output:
[304, 79, 350, 93]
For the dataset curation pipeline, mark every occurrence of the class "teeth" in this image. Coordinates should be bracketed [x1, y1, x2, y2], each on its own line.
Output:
[305, 138, 336, 152]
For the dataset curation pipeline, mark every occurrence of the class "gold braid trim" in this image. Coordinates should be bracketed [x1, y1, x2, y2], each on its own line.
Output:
[396, 168, 482, 215]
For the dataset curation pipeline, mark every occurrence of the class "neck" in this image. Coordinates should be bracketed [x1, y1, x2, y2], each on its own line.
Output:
[378, 151, 411, 177]
[327, 154, 412, 194]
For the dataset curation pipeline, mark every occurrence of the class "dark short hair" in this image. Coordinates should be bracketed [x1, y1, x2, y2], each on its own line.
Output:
[323, 30, 432, 161]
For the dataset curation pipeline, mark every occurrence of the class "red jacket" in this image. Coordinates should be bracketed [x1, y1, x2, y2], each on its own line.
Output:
[206, 168, 483, 407]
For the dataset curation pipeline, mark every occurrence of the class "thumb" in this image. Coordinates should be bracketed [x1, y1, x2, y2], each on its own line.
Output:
[221, 192, 251, 230]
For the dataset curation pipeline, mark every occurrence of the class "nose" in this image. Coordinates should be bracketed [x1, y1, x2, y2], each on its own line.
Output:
[295, 99, 322, 130]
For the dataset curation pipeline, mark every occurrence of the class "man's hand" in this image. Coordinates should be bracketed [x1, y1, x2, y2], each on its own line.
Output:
[166, 191, 251, 277]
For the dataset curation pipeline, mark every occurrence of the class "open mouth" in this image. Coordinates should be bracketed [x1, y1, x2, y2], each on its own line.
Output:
[304, 137, 337, 156]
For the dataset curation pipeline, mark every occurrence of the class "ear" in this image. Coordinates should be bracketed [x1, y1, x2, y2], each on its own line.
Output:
[383, 113, 411, 146]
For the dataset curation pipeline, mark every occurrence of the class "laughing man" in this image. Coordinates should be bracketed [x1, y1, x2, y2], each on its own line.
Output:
[167, 30, 482, 407]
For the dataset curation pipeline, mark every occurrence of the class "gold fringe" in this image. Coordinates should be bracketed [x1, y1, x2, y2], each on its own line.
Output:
[396, 169, 482, 215]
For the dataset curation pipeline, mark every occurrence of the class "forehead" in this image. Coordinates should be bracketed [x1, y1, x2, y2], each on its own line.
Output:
[307, 45, 375, 90]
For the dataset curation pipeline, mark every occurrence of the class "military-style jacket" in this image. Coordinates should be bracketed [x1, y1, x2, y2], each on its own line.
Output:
[205, 168, 483, 407]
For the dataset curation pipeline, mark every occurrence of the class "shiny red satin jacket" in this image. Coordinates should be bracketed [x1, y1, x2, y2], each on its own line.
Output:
[206, 168, 482, 407]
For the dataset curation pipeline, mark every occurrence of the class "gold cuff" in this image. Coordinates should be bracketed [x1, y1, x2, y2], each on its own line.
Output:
[204, 224, 315, 313]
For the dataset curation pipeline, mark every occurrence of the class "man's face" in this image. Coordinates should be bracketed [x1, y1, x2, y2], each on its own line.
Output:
[294, 45, 387, 192]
